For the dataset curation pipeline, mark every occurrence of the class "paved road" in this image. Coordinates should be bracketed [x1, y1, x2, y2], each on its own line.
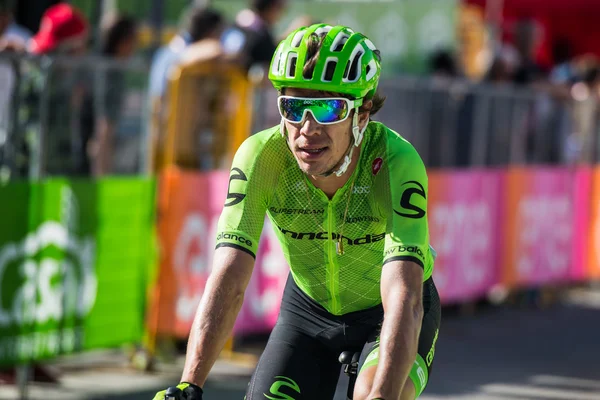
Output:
[2, 299, 600, 400]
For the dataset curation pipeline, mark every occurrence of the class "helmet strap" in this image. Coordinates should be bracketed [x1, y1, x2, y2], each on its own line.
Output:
[333, 107, 367, 177]
[280, 118, 286, 137]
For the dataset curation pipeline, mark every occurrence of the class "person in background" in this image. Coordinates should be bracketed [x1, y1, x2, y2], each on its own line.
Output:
[221, 0, 287, 74]
[510, 18, 547, 86]
[148, 5, 218, 101]
[28, 3, 87, 56]
[0, 0, 31, 177]
[178, 9, 225, 67]
[10, 3, 88, 177]
[148, 7, 226, 170]
[83, 13, 138, 176]
[549, 38, 577, 86]
[0, 0, 31, 50]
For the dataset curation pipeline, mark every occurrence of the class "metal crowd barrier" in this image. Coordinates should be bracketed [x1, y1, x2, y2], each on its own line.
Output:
[373, 77, 599, 167]
[0, 53, 150, 181]
[249, 78, 599, 168]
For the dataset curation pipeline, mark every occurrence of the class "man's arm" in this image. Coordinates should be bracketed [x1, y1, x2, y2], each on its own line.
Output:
[368, 260, 424, 399]
[89, 117, 113, 176]
[180, 246, 255, 386]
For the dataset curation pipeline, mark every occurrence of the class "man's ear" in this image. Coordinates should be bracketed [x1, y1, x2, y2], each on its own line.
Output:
[358, 99, 373, 128]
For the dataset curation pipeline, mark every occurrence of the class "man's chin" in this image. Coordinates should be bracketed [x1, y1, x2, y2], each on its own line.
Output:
[298, 162, 330, 177]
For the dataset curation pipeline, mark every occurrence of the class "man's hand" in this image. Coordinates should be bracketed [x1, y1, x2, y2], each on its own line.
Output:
[153, 382, 203, 400]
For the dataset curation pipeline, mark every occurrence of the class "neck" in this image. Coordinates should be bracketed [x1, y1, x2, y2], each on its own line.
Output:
[309, 145, 362, 199]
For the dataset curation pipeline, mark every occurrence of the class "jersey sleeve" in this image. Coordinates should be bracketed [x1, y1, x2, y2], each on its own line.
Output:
[215, 134, 270, 258]
[383, 138, 433, 278]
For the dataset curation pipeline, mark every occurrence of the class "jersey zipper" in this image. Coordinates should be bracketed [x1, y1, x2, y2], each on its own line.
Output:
[327, 202, 340, 314]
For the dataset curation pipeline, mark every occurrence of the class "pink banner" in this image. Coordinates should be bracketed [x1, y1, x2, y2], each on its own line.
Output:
[234, 221, 289, 334]
[502, 167, 575, 287]
[157, 166, 594, 338]
[572, 167, 592, 281]
[158, 169, 288, 336]
[428, 170, 502, 303]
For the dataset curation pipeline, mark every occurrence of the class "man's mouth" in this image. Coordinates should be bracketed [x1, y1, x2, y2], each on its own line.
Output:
[298, 146, 328, 154]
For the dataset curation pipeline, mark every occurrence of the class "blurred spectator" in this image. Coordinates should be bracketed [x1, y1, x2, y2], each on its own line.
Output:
[11, 3, 89, 177]
[221, 0, 287, 74]
[81, 14, 138, 176]
[568, 63, 600, 164]
[0, 0, 31, 50]
[148, 7, 226, 170]
[0, 0, 29, 174]
[429, 49, 458, 81]
[28, 3, 87, 56]
[148, 6, 221, 100]
[549, 38, 577, 85]
[178, 9, 225, 67]
[425, 49, 459, 167]
[511, 19, 546, 85]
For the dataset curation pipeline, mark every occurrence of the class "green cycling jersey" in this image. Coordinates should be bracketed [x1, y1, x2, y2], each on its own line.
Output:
[215, 121, 435, 315]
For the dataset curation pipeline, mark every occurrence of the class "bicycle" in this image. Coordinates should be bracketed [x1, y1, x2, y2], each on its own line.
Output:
[338, 350, 361, 399]
[163, 350, 361, 400]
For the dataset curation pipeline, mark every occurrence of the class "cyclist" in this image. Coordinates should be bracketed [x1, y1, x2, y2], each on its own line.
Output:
[154, 23, 441, 400]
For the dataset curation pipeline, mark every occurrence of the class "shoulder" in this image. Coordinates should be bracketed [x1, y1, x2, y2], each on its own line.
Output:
[238, 125, 282, 152]
[365, 121, 424, 167]
[378, 122, 425, 172]
[234, 125, 288, 168]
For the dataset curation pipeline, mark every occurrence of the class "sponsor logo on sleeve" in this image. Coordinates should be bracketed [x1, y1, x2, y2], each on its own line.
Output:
[384, 245, 424, 258]
[224, 168, 248, 207]
[394, 181, 426, 219]
[216, 232, 253, 247]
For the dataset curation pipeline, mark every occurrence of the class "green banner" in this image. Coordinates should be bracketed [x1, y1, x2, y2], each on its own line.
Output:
[213, 0, 458, 75]
[0, 178, 156, 366]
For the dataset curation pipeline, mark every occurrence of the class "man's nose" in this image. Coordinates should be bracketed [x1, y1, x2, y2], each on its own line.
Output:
[299, 111, 321, 136]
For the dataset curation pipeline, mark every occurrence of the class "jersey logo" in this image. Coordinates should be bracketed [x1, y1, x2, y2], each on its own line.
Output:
[372, 157, 383, 175]
[394, 181, 426, 219]
[265, 376, 301, 400]
[353, 186, 370, 194]
[224, 167, 247, 207]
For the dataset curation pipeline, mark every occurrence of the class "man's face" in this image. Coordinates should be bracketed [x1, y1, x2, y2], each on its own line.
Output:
[283, 88, 355, 177]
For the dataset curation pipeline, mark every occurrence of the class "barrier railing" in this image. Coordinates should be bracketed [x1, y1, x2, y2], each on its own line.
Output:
[0, 53, 150, 180]
[0, 53, 157, 393]
[373, 78, 598, 167]
[249, 78, 599, 168]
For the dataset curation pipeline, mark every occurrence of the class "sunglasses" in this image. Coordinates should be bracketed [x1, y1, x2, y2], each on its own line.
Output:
[278, 96, 363, 125]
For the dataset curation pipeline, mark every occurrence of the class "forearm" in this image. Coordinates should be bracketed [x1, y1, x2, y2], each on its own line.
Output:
[369, 259, 424, 399]
[181, 250, 253, 386]
[91, 118, 113, 176]
[370, 292, 423, 399]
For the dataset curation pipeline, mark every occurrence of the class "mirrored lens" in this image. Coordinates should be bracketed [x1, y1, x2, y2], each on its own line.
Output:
[279, 98, 349, 124]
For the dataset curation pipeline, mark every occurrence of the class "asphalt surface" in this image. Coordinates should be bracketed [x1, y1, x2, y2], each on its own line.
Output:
[2, 292, 600, 400]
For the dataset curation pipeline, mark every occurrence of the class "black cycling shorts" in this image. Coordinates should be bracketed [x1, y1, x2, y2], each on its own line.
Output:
[244, 274, 441, 399]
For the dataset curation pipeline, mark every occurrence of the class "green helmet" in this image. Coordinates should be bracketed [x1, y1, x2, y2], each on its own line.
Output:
[268, 24, 381, 99]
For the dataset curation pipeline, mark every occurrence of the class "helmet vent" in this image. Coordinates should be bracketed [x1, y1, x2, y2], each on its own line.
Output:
[271, 49, 282, 75]
[286, 53, 298, 78]
[365, 59, 377, 81]
[315, 25, 332, 37]
[292, 31, 305, 48]
[323, 58, 338, 82]
[331, 33, 349, 52]
[343, 45, 365, 83]
[364, 39, 377, 51]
